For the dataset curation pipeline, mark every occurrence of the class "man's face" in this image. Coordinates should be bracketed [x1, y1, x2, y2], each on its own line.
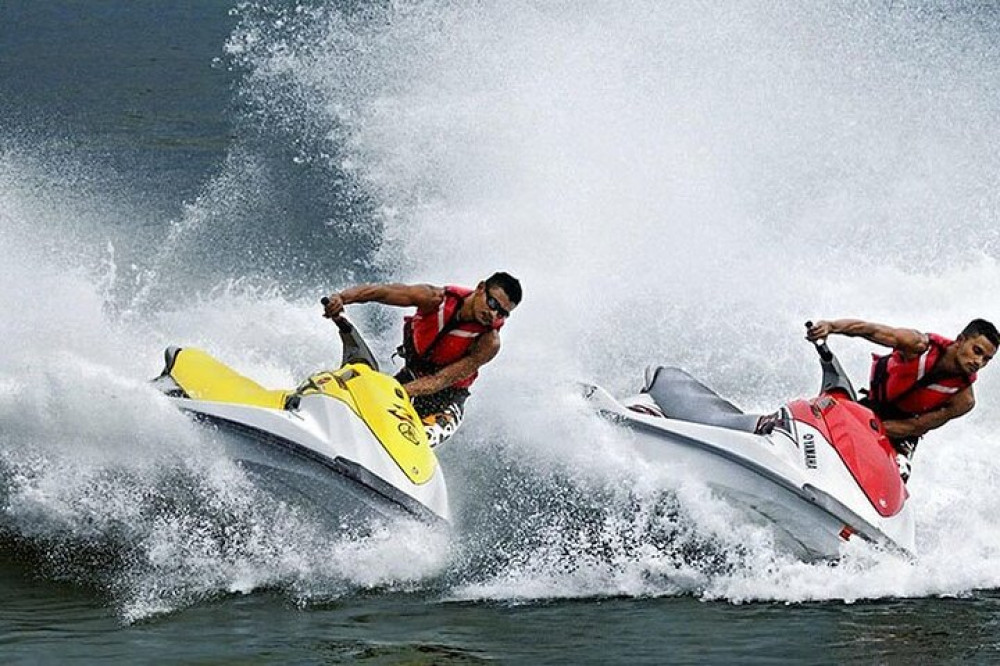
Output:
[475, 282, 516, 326]
[955, 334, 996, 375]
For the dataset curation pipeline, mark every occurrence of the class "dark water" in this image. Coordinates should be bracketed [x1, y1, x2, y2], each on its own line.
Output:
[1, 1, 232, 220]
[4, 541, 999, 664]
[4, 1, 1000, 663]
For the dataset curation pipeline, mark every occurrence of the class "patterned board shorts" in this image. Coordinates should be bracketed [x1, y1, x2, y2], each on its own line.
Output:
[420, 401, 466, 448]
[396, 370, 470, 449]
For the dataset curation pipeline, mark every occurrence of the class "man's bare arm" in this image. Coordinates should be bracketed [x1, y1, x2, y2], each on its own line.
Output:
[324, 283, 442, 318]
[807, 319, 928, 357]
[882, 386, 976, 440]
[403, 332, 501, 397]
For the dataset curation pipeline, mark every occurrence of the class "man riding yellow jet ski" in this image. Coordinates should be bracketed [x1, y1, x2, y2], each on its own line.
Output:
[151, 302, 450, 525]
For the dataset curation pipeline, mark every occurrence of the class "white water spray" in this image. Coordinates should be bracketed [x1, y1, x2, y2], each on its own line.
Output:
[3, 0, 1000, 618]
[229, 0, 1000, 602]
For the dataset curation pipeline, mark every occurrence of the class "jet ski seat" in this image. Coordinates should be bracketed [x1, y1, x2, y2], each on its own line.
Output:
[643, 366, 760, 433]
[155, 347, 289, 410]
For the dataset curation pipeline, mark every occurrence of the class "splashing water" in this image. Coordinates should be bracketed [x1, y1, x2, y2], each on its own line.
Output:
[226, 0, 1000, 603]
[3, 0, 1000, 620]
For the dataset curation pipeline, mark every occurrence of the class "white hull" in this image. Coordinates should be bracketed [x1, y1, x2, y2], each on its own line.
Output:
[175, 393, 451, 525]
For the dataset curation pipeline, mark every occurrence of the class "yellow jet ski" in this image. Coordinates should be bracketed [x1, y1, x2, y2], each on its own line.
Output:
[152, 313, 450, 525]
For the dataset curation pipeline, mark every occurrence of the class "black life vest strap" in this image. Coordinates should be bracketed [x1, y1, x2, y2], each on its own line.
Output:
[869, 353, 892, 408]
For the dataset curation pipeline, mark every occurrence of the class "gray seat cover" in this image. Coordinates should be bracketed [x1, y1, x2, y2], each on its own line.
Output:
[645, 366, 760, 433]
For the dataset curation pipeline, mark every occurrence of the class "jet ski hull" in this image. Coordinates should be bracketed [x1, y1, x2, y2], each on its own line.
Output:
[187, 407, 448, 526]
[172, 393, 451, 525]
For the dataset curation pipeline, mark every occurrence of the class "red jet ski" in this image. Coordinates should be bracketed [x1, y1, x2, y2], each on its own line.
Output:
[582, 324, 914, 561]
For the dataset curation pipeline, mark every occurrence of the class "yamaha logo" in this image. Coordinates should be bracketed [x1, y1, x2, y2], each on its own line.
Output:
[803, 433, 818, 469]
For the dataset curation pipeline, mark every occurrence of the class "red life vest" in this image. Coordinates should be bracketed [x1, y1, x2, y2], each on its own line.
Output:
[401, 286, 503, 390]
[868, 333, 975, 418]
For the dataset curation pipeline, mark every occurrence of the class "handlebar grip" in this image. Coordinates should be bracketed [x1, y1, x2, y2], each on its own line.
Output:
[320, 295, 351, 331]
[804, 320, 833, 360]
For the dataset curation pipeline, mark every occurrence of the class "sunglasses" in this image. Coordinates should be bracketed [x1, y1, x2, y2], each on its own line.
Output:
[485, 292, 510, 319]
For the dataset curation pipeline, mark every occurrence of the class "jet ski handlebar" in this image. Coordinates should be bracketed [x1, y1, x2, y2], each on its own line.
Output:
[320, 297, 380, 370]
[320, 296, 353, 333]
[805, 321, 857, 401]
[805, 321, 834, 362]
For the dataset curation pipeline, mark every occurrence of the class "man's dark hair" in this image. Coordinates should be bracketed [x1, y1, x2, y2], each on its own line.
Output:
[960, 318, 1000, 347]
[485, 272, 522, 304]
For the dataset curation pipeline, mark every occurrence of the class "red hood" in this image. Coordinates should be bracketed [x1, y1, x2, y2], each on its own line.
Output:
[789, 396, 907, 518]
